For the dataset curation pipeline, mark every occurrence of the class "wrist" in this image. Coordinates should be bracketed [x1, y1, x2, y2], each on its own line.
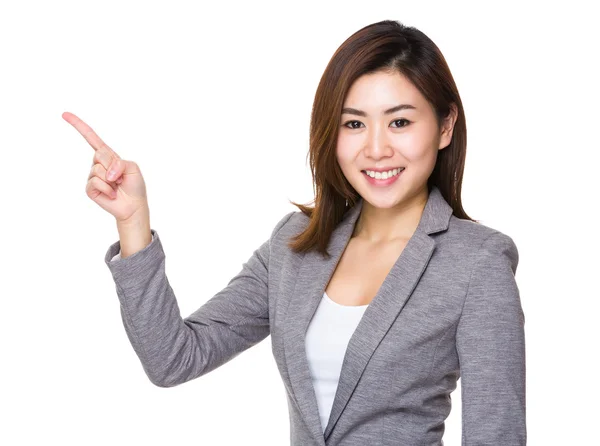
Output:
[115, 207, 152, 259]
[116, 206, 150, 228]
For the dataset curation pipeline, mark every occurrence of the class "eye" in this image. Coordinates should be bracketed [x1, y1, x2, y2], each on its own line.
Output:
[342, 119, 411, 129]
[391, 119, 410, 128]
[342, 120, 363, 129]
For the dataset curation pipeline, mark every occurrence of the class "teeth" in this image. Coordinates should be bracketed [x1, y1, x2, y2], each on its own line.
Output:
[364, 167, 404, 179]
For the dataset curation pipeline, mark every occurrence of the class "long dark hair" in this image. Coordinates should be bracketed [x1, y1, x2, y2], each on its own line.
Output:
[288, 20, 475, 257]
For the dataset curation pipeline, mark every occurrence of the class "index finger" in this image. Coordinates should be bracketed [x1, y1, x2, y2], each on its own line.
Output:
[62, 111, 121, 159]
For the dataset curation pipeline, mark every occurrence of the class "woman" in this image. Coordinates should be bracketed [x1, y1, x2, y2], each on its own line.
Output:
[64, 19, 526, 446]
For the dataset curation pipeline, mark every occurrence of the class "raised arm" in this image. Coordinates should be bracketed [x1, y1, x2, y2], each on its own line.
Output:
[104, 211, 295, 387]
[456, 231, 526, 445]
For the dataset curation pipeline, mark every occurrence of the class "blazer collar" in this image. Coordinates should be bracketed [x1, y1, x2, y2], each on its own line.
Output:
[282, 186, 453, 445]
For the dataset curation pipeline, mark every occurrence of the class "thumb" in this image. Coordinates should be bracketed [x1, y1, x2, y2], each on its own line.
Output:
[106, 159, 123, 182]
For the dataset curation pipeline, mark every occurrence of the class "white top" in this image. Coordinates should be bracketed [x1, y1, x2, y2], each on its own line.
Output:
[305, 291, 369, 432]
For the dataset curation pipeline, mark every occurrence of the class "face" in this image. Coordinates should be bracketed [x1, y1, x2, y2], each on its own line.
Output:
[336, 70, 456, 210]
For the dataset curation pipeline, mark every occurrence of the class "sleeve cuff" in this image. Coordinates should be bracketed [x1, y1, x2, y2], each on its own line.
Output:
[104, 229, 164, 289]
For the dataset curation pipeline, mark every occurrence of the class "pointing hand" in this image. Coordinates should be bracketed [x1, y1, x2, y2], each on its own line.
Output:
[63, 111, 149, 223]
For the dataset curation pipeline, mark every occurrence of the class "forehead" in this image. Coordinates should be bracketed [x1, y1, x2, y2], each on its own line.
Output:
[343, 70, 425, 109]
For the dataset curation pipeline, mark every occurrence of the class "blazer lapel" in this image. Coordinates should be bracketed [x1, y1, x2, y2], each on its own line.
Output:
[282, 186, 453, 445]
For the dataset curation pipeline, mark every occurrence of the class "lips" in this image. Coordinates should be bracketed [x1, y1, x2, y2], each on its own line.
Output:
[362, 167, 405, 173]
[361, 167, 405, 177]
[362, 168, 404, 186]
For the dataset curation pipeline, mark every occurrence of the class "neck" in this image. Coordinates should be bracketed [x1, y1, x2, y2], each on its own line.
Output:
[352, 187, 429, 244]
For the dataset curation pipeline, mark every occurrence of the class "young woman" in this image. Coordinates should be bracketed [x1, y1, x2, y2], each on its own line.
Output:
[64, 19, 526, 446]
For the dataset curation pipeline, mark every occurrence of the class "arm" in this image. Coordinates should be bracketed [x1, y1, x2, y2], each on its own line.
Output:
[456, 231, 526, 445]
[104, 211, 295, 387]
[110, 231, 158, 262]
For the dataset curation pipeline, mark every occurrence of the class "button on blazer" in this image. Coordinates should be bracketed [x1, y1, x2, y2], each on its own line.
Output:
[104, 186, 526, 446]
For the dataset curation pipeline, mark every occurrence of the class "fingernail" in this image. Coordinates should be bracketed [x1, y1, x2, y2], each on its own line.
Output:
[107, 170, 117, 181]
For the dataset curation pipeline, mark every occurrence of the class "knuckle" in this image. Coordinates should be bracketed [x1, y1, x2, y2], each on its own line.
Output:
[85, 181, 94, 197]
[103, 144, 121, 161]
[90, 176, 103, 190]
[95, 150, 114, 170]
[88, 163, 105, 180]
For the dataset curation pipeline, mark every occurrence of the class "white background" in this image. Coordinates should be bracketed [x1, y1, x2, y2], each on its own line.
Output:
[1, 1, 598, 444]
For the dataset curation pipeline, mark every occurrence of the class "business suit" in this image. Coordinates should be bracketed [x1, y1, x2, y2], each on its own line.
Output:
[104, 186, 526, 445]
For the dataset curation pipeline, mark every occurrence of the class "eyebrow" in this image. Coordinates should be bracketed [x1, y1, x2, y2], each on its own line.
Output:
[341, 104, 416, 117]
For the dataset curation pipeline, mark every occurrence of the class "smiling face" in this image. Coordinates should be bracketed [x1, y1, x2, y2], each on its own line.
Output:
[336, 69, 456, 210]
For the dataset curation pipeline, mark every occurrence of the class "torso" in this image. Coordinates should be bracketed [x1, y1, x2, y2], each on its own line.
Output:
[324, 237, 409, 307]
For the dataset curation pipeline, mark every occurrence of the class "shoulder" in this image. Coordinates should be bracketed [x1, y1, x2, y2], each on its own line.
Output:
[268, 210, 309, 242]
[447, 215, 519, 273]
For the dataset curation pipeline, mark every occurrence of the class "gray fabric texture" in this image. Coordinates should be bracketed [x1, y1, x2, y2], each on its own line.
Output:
[104, 186, 526, 445]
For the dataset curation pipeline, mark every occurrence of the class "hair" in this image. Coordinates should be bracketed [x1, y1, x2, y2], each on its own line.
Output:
[288, 19, 476, 258]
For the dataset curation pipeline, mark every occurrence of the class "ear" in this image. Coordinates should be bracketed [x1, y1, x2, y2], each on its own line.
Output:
[438, 103, 458, 150]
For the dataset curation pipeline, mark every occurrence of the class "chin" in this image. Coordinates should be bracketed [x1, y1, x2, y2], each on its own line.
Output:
[361, 193, 404, 209]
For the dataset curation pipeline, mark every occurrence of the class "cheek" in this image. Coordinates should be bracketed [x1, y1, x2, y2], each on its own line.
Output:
[336, 134, 355, 163]
[398, 132, 437, 163]
[336, 132, 351, 152]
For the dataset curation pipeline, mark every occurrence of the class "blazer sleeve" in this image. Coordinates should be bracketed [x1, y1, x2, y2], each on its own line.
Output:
[455, 231, 526, 445]
[104, 211, 295, 388]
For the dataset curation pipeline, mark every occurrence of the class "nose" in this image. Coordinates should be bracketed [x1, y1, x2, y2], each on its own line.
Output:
[364, 122, 393, 159]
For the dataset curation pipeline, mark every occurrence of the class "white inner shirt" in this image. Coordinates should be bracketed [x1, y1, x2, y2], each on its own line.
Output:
[305, 291, 369, 433]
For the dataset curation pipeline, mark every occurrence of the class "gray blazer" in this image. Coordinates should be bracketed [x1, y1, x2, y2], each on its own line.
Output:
[104, 186, 526, 445]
